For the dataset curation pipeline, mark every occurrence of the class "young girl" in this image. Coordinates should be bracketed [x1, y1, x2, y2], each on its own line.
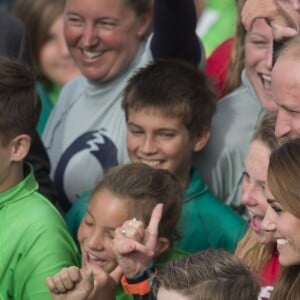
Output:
[13, 0, 80, 134]
[46, 163, 184, 300]
[262, 138, 300, 300]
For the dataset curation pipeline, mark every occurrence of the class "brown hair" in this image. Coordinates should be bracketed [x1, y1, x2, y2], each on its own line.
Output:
[122, 59, 216, 139]
[92, 163, 182, 245]
[0, 57, 40, 145]
[124, 0, 153, 16]
[268, 138, 300, 300]
[224, 0, 247, 95]
[151, 249, 260, 300]
[235, 113, 286, 273]
[13, 0, 65, 87]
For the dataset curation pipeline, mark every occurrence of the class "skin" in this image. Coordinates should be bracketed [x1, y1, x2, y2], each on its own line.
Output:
[126, 109, 207, 189]
[63, 0, 151, 82]
[263, 185, 300, 266]
[77, 188, 131, 274]
[0, 134, 31, 193]
[157, 288, 190, 300]
[242, 0, 299, 40]
[241, 140, 274, 244]
[245, 18, 278, 112]
[272, 56, 300, 138]
[39, 15, 80, 85]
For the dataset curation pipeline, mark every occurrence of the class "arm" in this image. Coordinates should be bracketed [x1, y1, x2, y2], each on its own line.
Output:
[241, 0, 298, 40]
[150, 0, 203, 66]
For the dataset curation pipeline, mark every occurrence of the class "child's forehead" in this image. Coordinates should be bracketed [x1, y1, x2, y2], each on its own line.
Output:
[128, 107, 184, 122]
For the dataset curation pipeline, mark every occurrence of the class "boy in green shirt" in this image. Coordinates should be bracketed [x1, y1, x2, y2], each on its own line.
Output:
[0, 57, 80, 300]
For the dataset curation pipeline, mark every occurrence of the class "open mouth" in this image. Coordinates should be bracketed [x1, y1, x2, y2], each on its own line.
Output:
[86, 253, 107, 268]
[261, 73, 272, 91]
[277, 238, 288, 246]
[83, 49, 104, 59]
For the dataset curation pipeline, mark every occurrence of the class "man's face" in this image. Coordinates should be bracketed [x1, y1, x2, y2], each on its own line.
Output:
[272, 56, 300, 138]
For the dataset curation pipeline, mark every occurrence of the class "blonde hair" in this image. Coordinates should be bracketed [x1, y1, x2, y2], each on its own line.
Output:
[235, 113, 286, 272]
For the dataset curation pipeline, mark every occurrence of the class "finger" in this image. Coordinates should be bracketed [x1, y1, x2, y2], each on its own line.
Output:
[120, 225, 144, 242]
[110, 265, 123, 284]
[145, 203, 163, 248]
[115, 238, 154, 257]
[50, 272, 68, 293]
[58, 267, 78, 290]
[80, 269, 95, 295]
[45, 276, 59, 294]
[68, 266, 82, 283]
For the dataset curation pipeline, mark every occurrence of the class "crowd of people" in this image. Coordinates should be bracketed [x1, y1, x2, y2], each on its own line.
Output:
[1, 0, 300, 299]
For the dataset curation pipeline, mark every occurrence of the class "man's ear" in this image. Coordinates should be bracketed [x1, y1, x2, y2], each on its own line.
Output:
[10, 134, 31, 162]
[153, 237, 170, 257]
[192, 129, 211, 152]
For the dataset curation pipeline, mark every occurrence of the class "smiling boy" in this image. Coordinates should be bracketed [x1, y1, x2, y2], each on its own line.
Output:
[121, 59, 247, 253]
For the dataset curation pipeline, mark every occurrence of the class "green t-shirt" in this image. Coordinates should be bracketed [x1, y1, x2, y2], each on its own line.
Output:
[0, 165, 80, 299]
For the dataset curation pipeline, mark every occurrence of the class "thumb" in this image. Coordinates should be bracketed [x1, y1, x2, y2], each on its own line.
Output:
[110, 265, 123, 284]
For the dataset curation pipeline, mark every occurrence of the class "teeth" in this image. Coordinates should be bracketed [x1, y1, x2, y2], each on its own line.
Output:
[262, 74, 271, 82]
[83, 49, 103, 58]
[88, 254, 101, 261]
[140, 159, 161, 167]
[277, 239, 288, 246]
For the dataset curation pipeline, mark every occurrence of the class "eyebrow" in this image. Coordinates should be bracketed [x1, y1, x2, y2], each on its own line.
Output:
[86, 209, 95, 220]
[267, 198, 276, 205]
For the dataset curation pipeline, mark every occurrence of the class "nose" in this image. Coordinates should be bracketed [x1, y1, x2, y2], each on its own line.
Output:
[86, 230, 104, 251]
[264, 43, 273, 70]
[290, 0, 300, 11]
[140, 135, 157, 155]
[241, 181, 257, 207]
[275, 109, 292, 137]
[261, 205, 276, 232]
[82, 24, 98, 48]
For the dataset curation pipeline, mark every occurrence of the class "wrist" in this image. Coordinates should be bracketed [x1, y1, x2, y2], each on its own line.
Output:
[121, 262, 157, 296]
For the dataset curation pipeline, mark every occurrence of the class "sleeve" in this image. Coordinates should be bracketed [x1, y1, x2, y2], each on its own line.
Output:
[26, 133, 62, 212]
[150, 0, 203, 66]
[14, 215, 80, 299]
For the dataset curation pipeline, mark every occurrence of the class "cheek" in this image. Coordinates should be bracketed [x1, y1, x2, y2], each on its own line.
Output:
[77, 223, 87, 244]
[40, 44, 56, 68]
[64, 26, 80, 46]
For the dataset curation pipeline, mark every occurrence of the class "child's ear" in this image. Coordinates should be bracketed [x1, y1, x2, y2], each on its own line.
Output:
[192, 129, 211, 152]
[153, 237, 170, 257]
[10, 134, 31, 162]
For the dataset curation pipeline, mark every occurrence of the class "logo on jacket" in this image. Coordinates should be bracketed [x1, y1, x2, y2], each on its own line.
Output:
[54, 129, 118, 211]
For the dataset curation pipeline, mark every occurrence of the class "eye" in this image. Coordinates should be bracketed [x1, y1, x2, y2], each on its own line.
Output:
[158, 131, 176, 138]
[128, 124, 144, 135]
[84, 215, 94, 226]
[97, 19, 118, 30]
[106, 231, 115, 240]
[271, 204, 283, 214]
[242, 171, 250, 182]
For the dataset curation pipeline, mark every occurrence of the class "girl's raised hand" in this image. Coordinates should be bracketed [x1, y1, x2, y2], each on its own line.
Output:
[113, 203, 163, 278]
